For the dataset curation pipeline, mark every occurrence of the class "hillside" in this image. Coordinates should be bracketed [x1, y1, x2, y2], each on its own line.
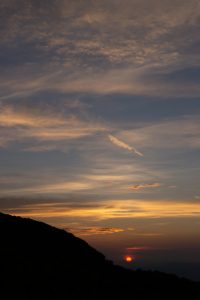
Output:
[0, 212, 199, 300]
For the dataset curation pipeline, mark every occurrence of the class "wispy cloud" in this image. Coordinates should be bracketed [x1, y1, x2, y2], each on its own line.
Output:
[1, 0, 200, 100]
[66, 226, 124, 236]
[0, 104, 107, 148]
[6, 199, 200, 220]
[126, 246, 153, 252]
[118, 116, 200, 151]
[0, 181, 95, 196]
[129, 183, 161, 190]
[108, 134, 143, 156]
[0, 105, 66, 127]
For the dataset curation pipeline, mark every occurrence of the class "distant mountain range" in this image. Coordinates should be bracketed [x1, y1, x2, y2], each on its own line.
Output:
[0, 212, 200, 299]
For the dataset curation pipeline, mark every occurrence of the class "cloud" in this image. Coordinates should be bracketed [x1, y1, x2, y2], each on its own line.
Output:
[0, 0, 200, 99]
[117, 116, 200, 151]
[2, 65, 200, 101]
[0, 181, 95, 196]
[126, 246, 153, 252]
[5, 199, 200, 220]
[0, 158, 165, 200]
[85, 174, 132, 183]
[129, 183, 161, 190]
[66, 226, 124, 236]
[23, 144, 64, 152]
[0, 104, 107, 148]
[108, 134, 143, 156]
[0, 105, 66, 127]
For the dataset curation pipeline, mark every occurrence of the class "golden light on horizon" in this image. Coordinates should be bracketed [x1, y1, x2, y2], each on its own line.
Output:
[9, 199, 200, 220]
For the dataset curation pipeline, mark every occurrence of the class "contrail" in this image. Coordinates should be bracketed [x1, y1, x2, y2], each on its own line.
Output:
[108, 134, 143, 157]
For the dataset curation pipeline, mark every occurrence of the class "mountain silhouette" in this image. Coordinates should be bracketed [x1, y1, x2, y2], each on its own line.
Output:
[0, 212, 200, 300]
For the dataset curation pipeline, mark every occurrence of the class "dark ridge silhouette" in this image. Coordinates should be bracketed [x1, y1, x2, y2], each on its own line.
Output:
[0, 212, 200, 300]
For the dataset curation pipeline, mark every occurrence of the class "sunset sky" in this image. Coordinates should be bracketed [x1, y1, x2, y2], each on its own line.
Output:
[0, 0, 200, 280]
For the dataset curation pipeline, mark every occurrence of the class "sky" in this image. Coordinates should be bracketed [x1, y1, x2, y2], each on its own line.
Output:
[0, 0, 200, 280]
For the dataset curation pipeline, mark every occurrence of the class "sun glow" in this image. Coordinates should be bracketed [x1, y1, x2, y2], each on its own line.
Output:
[124, 255, 134, 263]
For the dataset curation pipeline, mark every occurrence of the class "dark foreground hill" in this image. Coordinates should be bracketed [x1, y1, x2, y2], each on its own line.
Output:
[0, 212, 200, 300]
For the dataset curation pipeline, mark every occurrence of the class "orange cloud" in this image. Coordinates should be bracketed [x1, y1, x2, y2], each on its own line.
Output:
[126, 246, 153, 252]
[66, 226, 124, 236]
[6, 199, 200, 220]
[129, 183, 161, 190]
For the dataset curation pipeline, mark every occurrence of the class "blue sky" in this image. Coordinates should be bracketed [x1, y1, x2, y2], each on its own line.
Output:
[0, 0, 200, 280]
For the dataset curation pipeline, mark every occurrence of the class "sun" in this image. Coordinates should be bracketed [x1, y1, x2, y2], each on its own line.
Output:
[124, 255, 134, 263]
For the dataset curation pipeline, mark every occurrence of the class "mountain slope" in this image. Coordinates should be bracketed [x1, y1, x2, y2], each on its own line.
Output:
[0, 212, 199, 300]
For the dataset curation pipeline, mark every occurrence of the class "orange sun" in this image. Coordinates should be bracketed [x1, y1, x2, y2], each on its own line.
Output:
[124, 255, 134, 263]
